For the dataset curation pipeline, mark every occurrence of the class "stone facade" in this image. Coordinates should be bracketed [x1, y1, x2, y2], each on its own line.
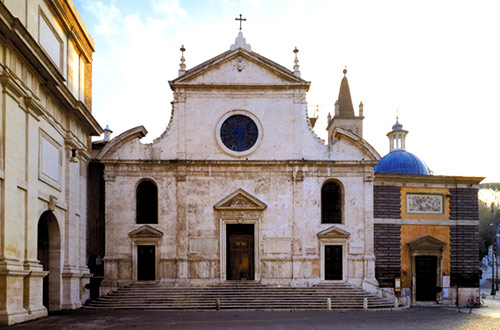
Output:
[0, 1, 100, 325]
[92, 36, 382, 295]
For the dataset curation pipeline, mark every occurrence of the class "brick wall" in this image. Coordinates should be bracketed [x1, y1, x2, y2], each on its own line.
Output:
[449, 188, 479, 220]
[374, 224, 401, 287]
[374, 185, 401, 219]
[450, 225, 479, 287]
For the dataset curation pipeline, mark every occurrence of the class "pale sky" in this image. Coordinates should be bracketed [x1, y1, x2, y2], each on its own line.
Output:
[74, 0, 500, 183]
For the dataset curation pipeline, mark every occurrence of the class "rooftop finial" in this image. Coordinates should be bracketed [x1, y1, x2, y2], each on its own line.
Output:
[103, 124, 113, 142]
[293, 47, 301, 77]
[235, 14, 246, 30]
[230, 31, 252, 51]
[178, 45, 186, 76]
[343, 66, 347, 76]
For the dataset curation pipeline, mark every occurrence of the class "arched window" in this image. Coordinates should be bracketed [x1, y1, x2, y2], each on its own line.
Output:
[136, 180, 158, 224]
[321, 181, 343, 223]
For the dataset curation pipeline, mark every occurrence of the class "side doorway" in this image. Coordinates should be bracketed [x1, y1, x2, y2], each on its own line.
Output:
[415, 256, 437, 301]
[408, 235, 446, 303]
[137, 245, 156, 281]
[37, 211, 61, 311]
[325, 245, 343, 280]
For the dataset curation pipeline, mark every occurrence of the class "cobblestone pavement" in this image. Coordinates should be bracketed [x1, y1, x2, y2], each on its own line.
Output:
[1, 307, 499, 330]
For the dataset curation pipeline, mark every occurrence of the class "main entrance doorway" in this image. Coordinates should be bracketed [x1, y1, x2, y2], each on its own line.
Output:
[325, 245, 342, 280]
[137, 245, 155, 281]
[227, 224, 254, 280]
[415, 255, 437, 301]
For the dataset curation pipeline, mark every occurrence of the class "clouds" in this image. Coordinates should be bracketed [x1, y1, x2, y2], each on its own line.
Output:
[151, 0, 187, 21]
[80, 1, 122, 42]
[74, 0, 500, 181]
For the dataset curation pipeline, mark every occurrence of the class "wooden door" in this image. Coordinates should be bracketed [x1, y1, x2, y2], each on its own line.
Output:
[228, 234, 254, 280]
[415, 255, 437, 301]
[325, 245, 342, 280]
[137, 245, 155, 281]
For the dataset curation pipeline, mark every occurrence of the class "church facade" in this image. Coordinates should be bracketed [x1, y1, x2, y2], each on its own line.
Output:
[90, 32, 482, 306]
[92, 34, 381, 296]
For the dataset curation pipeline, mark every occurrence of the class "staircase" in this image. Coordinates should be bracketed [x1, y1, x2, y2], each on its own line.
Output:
[86, 282, 395, 310]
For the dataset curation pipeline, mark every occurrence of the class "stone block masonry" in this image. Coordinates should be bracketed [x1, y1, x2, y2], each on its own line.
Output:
[449, 188, 479, 287]
[449, 188, 479, 220]
[373, 185, 401, 219]
[450, 225, 479, 287]
[374, 224, 401, 287]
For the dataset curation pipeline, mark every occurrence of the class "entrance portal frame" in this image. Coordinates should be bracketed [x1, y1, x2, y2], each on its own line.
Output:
[407, 235, 447, 303]
[317, 226, 350, 281]
[221, 220, 260, 281]
[214, 188, 267, 282]
[128, 225, 164, 283]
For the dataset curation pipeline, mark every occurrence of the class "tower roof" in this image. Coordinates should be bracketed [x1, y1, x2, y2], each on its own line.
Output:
[337, 68, 355, 117]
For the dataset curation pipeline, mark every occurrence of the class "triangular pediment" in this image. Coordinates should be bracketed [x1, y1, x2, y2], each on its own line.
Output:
[214, 188, 267, 211]
[317, 226, 351, 239]
[170, 49, 310, 89]
[128, 225, 164, 239]
[408, 235, 447, 250]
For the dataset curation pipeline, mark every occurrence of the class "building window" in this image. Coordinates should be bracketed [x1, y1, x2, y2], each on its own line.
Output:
[136, 180, 158, 224]
[220, 114, 258, 152]
[321, 181, 342, 223]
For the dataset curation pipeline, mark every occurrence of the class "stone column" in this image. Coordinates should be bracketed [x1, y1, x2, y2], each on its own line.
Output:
[175, 165, 188, 284]
[362, 169, 378, 292]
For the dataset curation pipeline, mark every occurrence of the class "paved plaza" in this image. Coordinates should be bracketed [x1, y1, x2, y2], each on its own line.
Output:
[2, 286, 499, 330]
[0, 305, 499, 330]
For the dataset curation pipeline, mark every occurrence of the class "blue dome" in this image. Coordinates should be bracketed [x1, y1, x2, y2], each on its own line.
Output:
[374, 150, 430, 175]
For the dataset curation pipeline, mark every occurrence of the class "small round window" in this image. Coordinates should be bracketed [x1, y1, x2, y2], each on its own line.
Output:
[220, 115, 258, 152]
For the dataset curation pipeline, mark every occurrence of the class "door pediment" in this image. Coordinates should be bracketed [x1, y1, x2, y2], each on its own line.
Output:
[214, 188, 267, 211]
[408, 235, 447, 252]
[317, 226, 351, 239]
[128, 225, 164, 239]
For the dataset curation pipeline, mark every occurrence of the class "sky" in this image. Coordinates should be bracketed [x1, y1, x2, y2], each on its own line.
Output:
[74, 0, 500, 183]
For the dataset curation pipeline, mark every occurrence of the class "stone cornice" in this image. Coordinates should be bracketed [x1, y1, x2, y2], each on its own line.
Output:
[170, 48, 311, 91]
[374, 173, 484, 186]
[49, 0, 95, 59]
[0, 3, 102, 136]
[332, 127, 381, 161]
[97, 159, 379, 167]
[96, 126, 148, 160]
[170, 84, 311, 90]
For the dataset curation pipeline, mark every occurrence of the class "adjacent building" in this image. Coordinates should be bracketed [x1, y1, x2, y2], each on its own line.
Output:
[373, 121, 482, 304]
[0, 0, 101, 325]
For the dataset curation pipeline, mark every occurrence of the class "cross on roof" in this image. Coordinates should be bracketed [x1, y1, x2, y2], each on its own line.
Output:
[235, 14, 246, 30]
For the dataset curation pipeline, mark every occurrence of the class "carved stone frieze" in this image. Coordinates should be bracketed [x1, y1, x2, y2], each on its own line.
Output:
[406, 193, 443, 214]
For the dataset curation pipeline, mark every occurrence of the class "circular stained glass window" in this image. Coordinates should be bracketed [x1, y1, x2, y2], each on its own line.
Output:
[220, 115, 259, 152]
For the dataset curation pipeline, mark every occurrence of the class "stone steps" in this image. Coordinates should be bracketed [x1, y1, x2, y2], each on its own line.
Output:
[86, 282, 394, 310]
